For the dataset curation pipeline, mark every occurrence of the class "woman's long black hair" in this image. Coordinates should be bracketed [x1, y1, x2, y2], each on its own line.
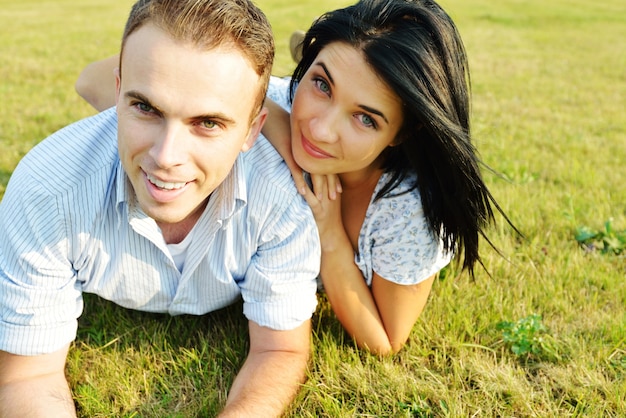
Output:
[290, 0, 516, 275]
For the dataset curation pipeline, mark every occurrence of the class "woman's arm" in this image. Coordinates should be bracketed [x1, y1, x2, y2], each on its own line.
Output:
[75, 55, 119, 111]
[320, 230, 435, 355]
[301, 176, 434, 355]
[261, 98, 309, 193]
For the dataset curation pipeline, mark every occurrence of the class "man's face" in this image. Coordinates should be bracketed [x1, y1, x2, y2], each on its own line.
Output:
[116, 23, 266, 233]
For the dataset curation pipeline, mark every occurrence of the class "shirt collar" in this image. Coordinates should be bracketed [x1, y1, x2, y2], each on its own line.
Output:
[205, 154, 247, 226]
[114, 159, 130, 226]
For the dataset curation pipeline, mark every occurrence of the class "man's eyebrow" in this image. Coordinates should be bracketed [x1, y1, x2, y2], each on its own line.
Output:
[315, 62, 389, 125]
[124, 90, 237, 124]
[125, 90, 150, 104]
[125, 90, 160, 110]
[190, 111, 237, 126]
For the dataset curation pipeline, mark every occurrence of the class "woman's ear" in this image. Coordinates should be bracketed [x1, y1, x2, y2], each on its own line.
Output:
[391, 123, 423, 147]
[389, 132, 407, 147]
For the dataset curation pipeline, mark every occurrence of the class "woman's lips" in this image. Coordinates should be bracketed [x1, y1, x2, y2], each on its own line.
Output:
[301, 135, 333, 159]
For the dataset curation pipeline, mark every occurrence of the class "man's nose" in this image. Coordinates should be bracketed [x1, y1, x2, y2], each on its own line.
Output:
[149, 123, 188, 168]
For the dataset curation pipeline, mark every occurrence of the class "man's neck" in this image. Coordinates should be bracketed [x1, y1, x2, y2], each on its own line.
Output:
[157, 203, 206, 244]
[158, 218, 196, 244]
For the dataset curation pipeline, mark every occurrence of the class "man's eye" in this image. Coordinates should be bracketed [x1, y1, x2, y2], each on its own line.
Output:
[135, 102, 153, 113]
[201, 120, 217, 129]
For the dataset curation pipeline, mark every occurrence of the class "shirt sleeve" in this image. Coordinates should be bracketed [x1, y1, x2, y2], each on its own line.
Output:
[356, 187, 453, 286]
[0, 156, 83, 355]
[237, 140, 320, 330]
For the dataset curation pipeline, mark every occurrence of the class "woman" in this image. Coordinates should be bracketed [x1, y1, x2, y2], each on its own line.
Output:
[76, 0, 512, 355]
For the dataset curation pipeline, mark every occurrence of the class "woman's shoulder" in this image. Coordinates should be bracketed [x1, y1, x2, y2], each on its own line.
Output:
[360, 172, 451, 285]
[363, 172, 431, 254]
[267, 76, 292, 110]
[370, 172, 422, 217]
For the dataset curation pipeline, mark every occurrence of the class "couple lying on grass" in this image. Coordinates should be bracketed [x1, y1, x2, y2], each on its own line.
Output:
[76, 0, 511, 354]
[0, 0, 513, 416]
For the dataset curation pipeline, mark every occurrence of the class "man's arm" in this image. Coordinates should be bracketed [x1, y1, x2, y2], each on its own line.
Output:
[219, 320, 311, 417]
[0, 344, 76, 418]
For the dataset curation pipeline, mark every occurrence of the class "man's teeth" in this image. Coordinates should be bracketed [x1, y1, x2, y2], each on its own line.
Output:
[147, 174, 186, 190]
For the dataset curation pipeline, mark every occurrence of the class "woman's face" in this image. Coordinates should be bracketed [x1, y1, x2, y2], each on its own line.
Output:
[290, 42, 404, 177]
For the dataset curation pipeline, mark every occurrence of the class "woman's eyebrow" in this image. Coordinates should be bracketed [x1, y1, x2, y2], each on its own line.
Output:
[359, 104, 389, 124]
[315, 62, 335, 85]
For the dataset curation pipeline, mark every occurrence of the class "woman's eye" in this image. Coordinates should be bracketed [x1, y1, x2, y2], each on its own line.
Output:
[314, 78, 330, 95]
[358, 113, 377, 129]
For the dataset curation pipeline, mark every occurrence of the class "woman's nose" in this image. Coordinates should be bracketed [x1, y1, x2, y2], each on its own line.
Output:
[309, 108, 340, 144]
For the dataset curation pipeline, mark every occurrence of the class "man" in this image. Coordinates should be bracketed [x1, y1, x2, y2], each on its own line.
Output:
[0, 0, 320, 416]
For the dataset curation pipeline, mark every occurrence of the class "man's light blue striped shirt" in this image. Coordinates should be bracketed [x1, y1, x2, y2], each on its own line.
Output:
[0, 108, 320, 355]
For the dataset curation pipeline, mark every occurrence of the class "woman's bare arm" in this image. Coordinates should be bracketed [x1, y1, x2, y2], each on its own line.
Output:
[319, 230, 435, 354]
[301, 175, 434, 354]
[75, 55, 119, 111]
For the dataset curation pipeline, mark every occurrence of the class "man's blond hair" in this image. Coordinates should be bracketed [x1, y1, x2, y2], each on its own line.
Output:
[120, 0, 274, 116]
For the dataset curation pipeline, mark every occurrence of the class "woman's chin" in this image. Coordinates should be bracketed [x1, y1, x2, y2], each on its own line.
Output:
[294, 154, 319, 175]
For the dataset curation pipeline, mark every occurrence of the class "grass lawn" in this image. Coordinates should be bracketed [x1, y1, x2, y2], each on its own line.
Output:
[1, 0, 625, 416]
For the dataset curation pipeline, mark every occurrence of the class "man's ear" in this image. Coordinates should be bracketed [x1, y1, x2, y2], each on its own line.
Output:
[241, 106, 269, 152]
[114, 67, 121, 104]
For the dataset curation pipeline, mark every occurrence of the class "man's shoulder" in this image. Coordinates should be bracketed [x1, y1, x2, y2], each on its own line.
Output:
[45, 107, 118, 154]
[241, 135, 297, 196]
[11, 109, 119, 195]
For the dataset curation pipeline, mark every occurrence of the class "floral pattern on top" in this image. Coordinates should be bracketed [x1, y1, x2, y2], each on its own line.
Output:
[356, 171, 452, 286]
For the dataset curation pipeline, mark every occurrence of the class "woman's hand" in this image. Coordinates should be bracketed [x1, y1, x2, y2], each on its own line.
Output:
[300, 173, 343, 241]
